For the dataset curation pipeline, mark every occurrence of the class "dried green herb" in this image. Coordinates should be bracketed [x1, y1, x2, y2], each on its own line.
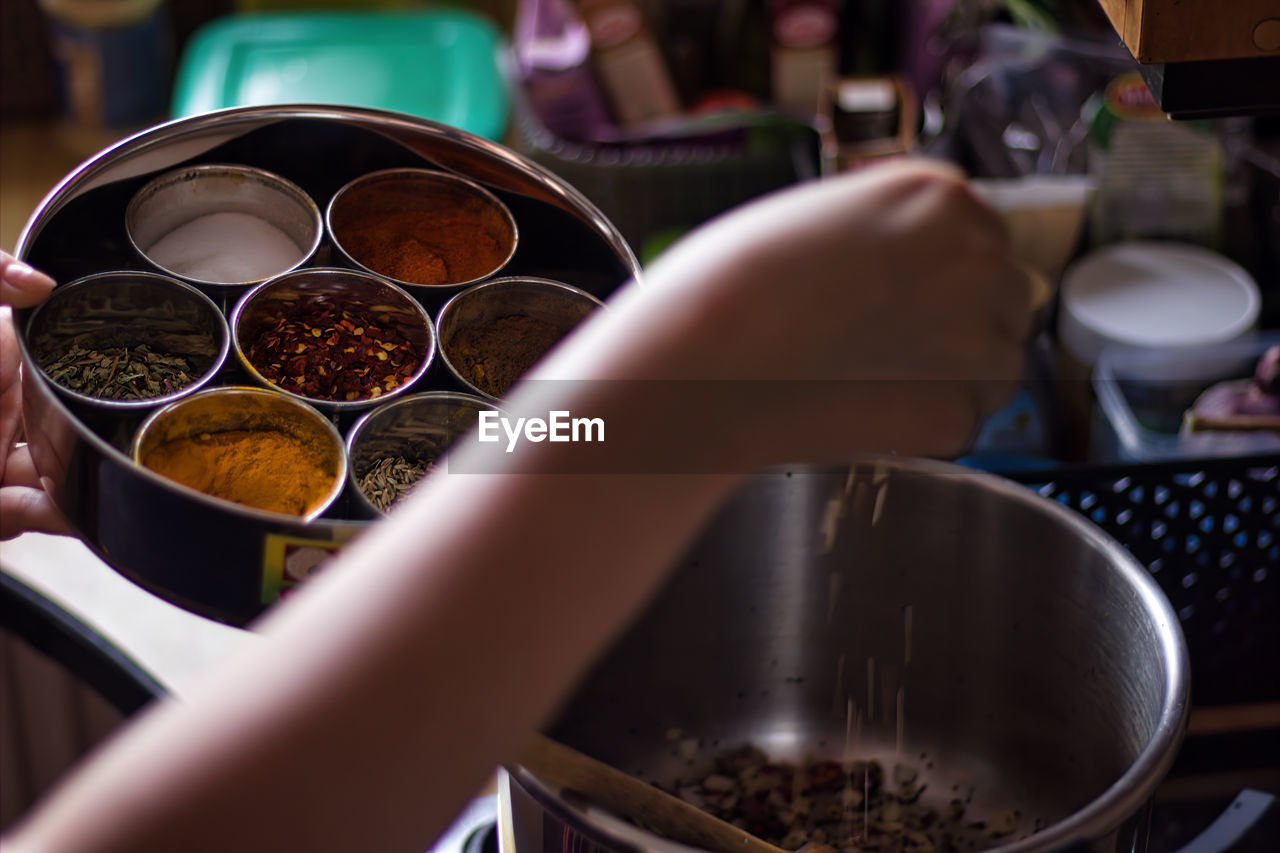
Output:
[358, 455, 432, 511]
[38, 337, 196, 401]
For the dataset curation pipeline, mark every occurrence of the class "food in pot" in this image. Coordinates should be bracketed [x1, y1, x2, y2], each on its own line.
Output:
[658, 745, 1022, 853]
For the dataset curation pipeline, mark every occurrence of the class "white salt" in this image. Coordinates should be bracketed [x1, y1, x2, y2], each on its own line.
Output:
[146, 211, 303, 283]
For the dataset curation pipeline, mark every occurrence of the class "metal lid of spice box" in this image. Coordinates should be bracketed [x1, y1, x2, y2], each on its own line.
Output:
[13, 105, 641, 626]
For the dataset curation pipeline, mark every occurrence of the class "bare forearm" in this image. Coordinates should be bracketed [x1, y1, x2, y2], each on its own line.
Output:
[5, 163, 1031, 853]
[5, 273, 746, 853]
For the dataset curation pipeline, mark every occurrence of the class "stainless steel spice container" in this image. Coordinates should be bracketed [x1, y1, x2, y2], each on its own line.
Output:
[25, 270, 230, 412]
[230, 267, 436, 414]
[326, 167, 519, 305]
[126, 163, 323, 299]
[345, 391, 497, 518]
[436, 276, 605, 401]
[15, 105, 640, 625]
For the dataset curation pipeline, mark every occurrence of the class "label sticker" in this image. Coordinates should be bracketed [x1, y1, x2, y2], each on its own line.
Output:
[261, 531, 358, 603]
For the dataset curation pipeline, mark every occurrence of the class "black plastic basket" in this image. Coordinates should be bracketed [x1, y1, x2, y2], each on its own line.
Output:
[506, 71, 822, 256]
[998, 454, 1279, 707]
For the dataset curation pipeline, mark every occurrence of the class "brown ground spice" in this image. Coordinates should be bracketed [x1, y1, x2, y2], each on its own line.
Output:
[447, 314, 565, 398]
[338, 210, 507, 285]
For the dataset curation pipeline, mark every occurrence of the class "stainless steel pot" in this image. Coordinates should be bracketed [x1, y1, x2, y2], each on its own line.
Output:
[14, 105, 640, 626]
[511, 458, 1190, 852]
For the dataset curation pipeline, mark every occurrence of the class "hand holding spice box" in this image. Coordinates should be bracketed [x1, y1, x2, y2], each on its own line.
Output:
[8, 139, 1049, 853]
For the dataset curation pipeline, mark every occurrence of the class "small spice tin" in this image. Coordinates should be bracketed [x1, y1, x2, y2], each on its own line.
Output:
[133, 386, 347, 521]
[25, 270, 230, 412]
[436, 277, 604, 401]
[15, 105, 639, 625]
[326, 167, 518, 299]
[345, 391, 497, 518]
[230, 267, 435, 413]
[126, 163, 323, 295]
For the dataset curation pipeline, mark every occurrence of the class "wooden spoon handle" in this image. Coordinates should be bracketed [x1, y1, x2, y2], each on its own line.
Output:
[515, 733, 786, 853]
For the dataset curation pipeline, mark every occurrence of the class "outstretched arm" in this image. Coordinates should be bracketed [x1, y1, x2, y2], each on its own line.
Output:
[4, 162, 1030, 853]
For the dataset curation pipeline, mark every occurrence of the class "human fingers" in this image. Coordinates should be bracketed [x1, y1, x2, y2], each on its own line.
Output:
[0, 486, 70, 539]
[983, 259, 1040, 348]
[0, 307, 24, 475]
[4, 443, 43, 488]
[1, 251, 56, 308]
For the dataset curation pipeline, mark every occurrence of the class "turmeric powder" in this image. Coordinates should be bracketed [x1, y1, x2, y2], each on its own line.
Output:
[141, 429, 338, 516]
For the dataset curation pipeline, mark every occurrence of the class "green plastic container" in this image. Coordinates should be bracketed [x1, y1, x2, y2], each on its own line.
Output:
[172, 10, 509, 140]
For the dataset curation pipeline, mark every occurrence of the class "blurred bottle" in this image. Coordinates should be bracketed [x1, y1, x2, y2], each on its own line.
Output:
[1085, 72, 1224, 249]
[659, 0, 722, 106]
[768, 0, 842, 119]
[839, 0, 897, 76]
[38, 0, 171, 130]
[514, 0, 613, 141]
[577, 0, 681, 127]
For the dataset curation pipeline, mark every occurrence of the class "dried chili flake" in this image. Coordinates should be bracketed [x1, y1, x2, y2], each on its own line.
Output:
[245, 299, 425, 401]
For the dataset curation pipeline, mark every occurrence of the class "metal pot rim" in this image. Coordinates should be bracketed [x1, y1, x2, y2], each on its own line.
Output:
[513, 455, 1190, 853]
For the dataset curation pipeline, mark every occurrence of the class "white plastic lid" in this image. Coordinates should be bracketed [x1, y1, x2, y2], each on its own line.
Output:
[1058, 242, 1260, 367]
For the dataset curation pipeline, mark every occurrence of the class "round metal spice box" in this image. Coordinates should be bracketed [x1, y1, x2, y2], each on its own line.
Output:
[14, 105, 640, 625]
